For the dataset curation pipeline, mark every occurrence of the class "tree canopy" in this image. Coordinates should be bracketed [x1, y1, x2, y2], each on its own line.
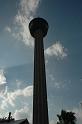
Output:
[57, 110, 76, 124]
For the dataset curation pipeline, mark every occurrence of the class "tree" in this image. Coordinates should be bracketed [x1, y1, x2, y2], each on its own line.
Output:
[57, 110, 76, 124]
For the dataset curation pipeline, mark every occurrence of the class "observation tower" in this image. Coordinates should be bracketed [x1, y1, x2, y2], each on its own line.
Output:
[29, 17, 49, 124]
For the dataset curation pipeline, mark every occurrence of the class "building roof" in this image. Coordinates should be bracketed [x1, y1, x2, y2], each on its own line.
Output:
[0, 119, 29, 124]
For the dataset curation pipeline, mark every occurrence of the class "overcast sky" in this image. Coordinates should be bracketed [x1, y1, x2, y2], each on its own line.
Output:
[0, 0, 82, 124]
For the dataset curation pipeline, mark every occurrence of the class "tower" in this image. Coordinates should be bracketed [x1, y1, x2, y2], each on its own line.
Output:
[29, 18, 49, 124]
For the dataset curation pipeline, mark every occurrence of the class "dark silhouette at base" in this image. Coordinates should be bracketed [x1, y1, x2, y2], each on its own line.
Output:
[57, 110, 76, 124]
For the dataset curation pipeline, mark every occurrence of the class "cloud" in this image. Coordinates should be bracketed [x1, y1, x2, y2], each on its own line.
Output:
[5, 26, 11, 33]
[0, 85, 33, 109]
[13, 106, 32, 122]
[48, 73, 67, 89]
[50, 120, 55, 124]
[0, 69, 7, 85]
[45, 42, 67, 59]
[16, 80, 22, 88]
[12, 0, 40, 47]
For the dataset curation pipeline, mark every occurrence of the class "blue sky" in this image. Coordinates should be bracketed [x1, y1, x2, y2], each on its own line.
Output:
[0, 0, 82, 124]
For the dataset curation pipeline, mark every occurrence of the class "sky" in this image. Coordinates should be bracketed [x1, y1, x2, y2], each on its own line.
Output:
[0, 0, 82, 124]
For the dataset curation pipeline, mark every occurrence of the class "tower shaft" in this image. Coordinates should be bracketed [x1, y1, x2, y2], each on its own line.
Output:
[33, 30, 49, 124]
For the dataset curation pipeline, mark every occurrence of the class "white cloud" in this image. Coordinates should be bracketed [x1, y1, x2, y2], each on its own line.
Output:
[5, 26, 11, 33]
[48, 73, 66, 89]
[45, 42, 67, 59]
[1, 99, 8, 110]
[23, 85, 33, 96]
[16, 80, 22, 88]
[13, 0, 40, 47]
[13, 106, 32, 121]
[0, 85, 33, 109]
[50, 120, 55, 124]
[53, 81, 66, 89]
[0, 69, 7, 85]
